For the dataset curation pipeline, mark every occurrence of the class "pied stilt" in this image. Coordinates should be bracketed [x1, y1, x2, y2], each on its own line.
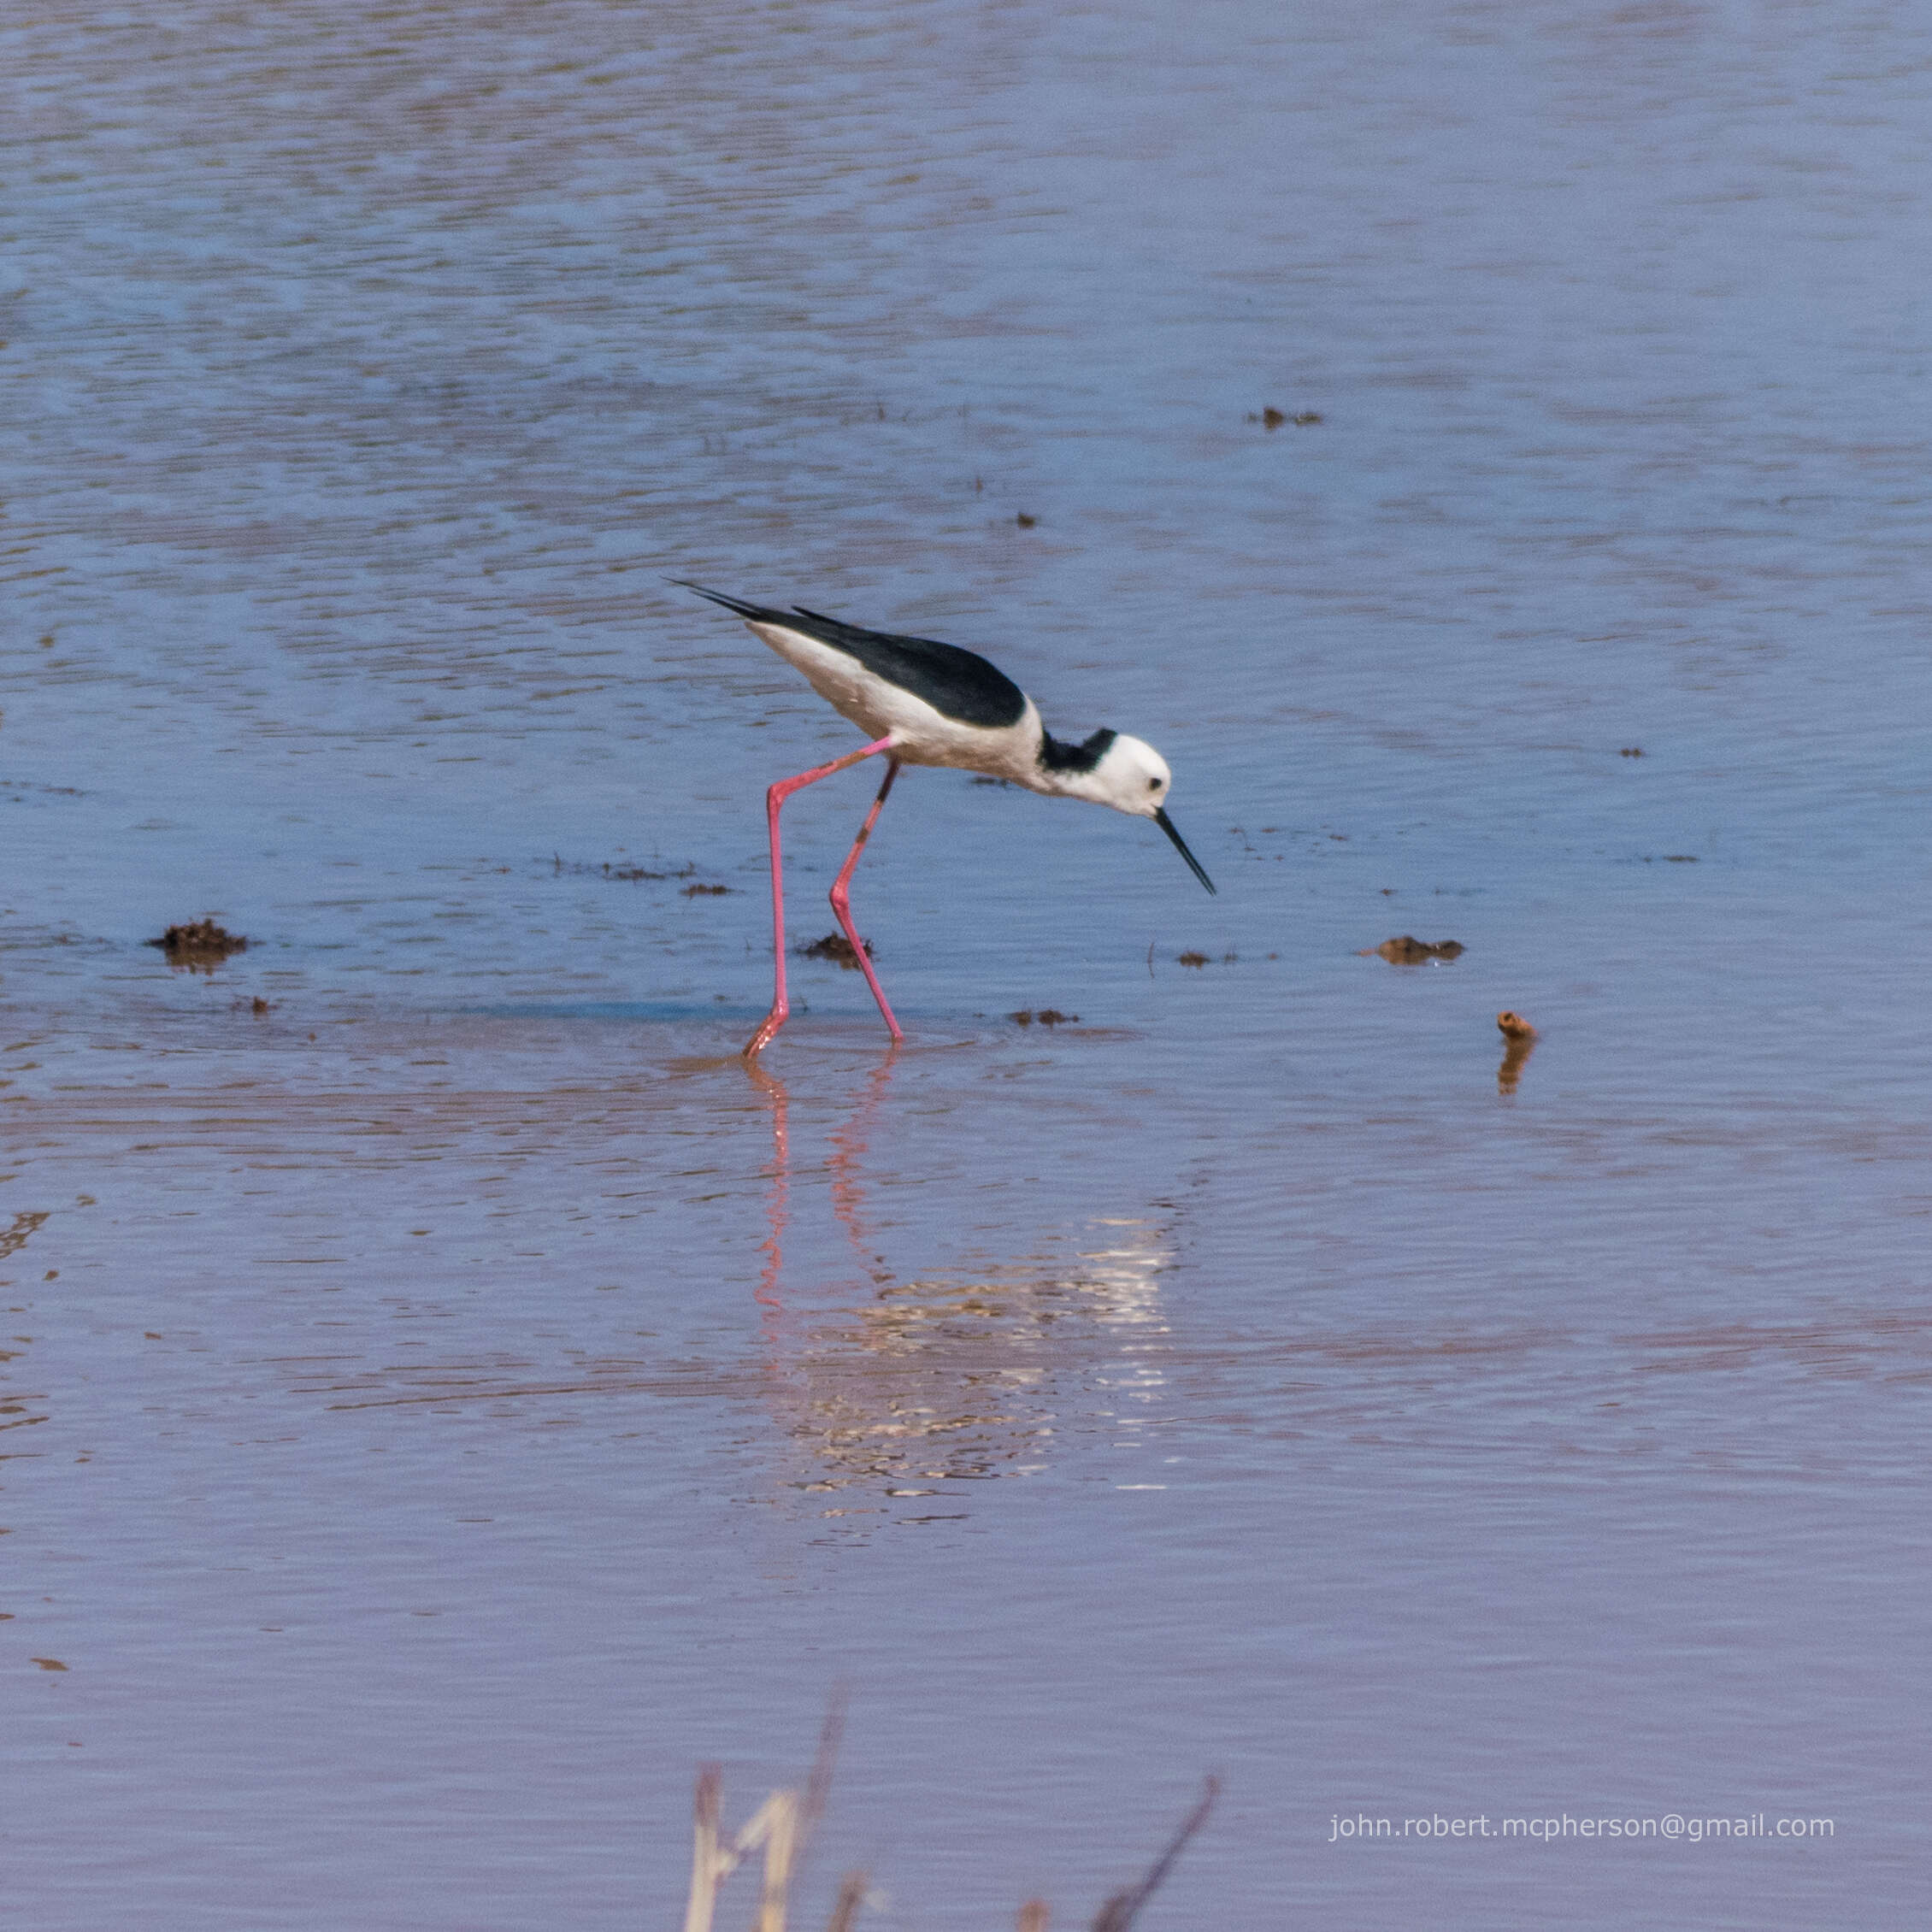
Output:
[677, 583, 1216, 1057]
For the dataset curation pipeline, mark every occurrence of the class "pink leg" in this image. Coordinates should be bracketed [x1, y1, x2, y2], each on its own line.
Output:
[744, 735, 895, 1059]
[828, 758, 903, 1042]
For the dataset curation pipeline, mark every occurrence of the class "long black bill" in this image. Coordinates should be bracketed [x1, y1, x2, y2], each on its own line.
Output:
[1154, 807, 1216, 895]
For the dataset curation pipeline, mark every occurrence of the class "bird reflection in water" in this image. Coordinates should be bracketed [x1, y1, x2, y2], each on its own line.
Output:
[741, 1057, 1175, 1520]
[743, 1055, 796, 1320]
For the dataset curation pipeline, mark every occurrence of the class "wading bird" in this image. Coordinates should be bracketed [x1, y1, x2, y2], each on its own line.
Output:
[678, 583, 1216, 1057]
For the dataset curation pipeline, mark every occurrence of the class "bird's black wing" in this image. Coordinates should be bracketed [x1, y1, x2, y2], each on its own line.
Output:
[674, 581, 1028, 730]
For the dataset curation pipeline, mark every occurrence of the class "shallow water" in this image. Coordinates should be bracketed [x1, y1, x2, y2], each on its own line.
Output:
[5, 1, 1930, 1924]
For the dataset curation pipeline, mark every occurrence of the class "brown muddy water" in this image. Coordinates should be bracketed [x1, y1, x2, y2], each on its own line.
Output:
[5, 3, 1931, 1926]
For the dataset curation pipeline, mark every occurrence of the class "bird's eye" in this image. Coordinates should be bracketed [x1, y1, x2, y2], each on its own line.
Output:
[1147, 778, 1161, 792]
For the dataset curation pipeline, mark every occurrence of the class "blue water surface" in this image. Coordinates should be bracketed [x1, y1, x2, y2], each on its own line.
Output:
[4, 2, 1930, 1925]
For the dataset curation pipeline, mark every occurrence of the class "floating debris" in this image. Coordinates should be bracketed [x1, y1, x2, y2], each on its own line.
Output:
[1010, 1009, 1078, 1028]
[1497, 1010, 1539, 1095]
[1251, 406, 1321, 429]
[1619, 745, 1644, 757]
[1176, 950, 1210, 969]
[681, 882, 733, 897]
[798, 933, 873, 969]
[147, 920, 247, 969]
[1015, 511, 1037, 528]
[1364, 935, 1464, 964]
[0, 1210, 50, 1260]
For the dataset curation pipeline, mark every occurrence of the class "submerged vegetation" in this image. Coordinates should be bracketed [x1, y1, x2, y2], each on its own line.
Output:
[146, 918, 248, 969]
[797, 933, 874, 968]
[1363, 935, 1464, 964]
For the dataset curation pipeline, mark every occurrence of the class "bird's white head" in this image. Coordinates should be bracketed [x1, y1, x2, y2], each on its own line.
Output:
[1057, 731, 1173, 817]
[1050, 730, 1216, 894]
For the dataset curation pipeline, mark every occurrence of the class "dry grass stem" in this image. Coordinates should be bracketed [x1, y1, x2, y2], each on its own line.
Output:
[800, 1687, 848, 1847]
[825, 1872, 869, 1932]
[682, 1776, 800, 1932]
[752, 1792, 799, 1932]
[683, 1767, 723, 1932]
[1088, 1776, 1221, 1932]
[680, 1724, 1212, 1932]
[681, 1693, 849, 1932]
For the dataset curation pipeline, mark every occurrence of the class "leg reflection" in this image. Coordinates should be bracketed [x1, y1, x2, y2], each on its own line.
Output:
[744, 1057, 791, 1315]
[745, 1048, 902, 1315]
[828, 1046, 899, 1285]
